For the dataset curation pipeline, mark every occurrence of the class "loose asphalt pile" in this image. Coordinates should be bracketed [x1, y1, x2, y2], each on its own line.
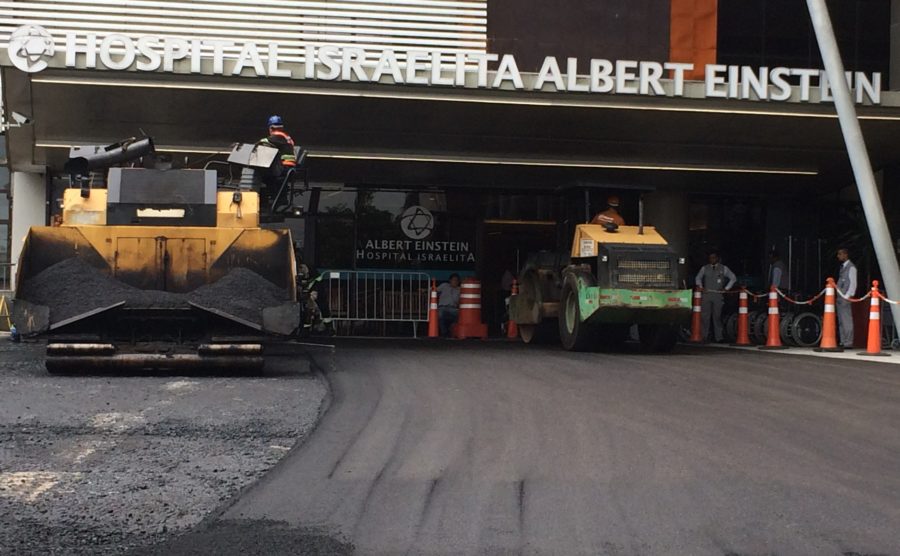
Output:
[0, 340, 330, 555]
[190, 268, 290, 324]
[18, 258, 290, 325]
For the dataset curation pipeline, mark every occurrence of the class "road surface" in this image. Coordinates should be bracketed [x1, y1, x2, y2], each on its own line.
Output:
[0, 340, 327, 555]
[213, 341, 899, 555]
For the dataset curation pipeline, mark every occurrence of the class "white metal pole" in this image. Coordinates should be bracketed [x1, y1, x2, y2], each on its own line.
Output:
[806, 0, 900, 333]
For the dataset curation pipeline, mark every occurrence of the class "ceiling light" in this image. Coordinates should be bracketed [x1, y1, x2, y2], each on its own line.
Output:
[35, 141, 817, 175]
[30, 75, 900, 121]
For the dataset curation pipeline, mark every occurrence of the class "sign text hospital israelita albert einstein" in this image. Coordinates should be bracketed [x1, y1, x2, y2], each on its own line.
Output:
[6, 24, 883, 105]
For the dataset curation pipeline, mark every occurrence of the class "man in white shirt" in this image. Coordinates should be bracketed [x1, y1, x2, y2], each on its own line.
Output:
[767, 251, 789, 290]
[437, 274, 461, 337]
[836, 248, 858, 347]
[695, 252, 737, 342]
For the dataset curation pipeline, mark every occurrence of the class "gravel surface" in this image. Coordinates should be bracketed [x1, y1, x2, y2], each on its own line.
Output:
[18, 258, 290, 325]
[0, 339, 328, 555]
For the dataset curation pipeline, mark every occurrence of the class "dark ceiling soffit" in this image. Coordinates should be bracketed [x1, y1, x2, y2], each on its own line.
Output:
[565, 181, 657, 192]
[30, 68, 900, 119]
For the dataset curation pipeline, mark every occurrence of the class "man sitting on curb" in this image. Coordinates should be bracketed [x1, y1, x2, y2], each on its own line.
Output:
[437, 274, 461, 338]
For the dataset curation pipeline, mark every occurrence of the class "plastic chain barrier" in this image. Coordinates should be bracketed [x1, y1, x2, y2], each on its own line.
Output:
[699, 288, 739, 295]
[741, 287, 769, 301]
[706, 285, 872, 305]
[835, 287, 872, 303]
[701, 287, 768, 300]
[876, 290, 899, 305]
[776, 288, 826, 306]
[702, 279, 895, 349]
[700, 280, 884, 305]
[833, 283, 900, 305]
[712, 287, 825, 304]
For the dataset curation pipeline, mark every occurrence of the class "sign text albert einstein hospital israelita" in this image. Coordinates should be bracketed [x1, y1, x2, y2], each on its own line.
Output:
[9, 25, 883, 105]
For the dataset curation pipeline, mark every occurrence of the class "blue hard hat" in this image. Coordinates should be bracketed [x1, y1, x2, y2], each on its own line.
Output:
[267, 115, 283, 127]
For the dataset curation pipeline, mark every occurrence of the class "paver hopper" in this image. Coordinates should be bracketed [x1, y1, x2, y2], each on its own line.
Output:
[14, 167, 298, 372]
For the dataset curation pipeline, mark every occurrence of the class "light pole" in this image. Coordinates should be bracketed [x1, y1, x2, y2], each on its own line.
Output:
[805, 0, 900, 333]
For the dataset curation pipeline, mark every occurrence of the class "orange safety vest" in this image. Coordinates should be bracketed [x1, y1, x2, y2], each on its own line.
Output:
[267, 130, 297, 167]
[591, 208, 625, 226]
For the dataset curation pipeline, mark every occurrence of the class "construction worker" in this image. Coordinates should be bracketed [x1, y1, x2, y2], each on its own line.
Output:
[591, 195, 625, 227]
[261, 115, 297, 169]
[836, 247, 858, 347]
[258, 115, 297, 198]
[767, 251, 788, 290]
[695, 251, 737, 343]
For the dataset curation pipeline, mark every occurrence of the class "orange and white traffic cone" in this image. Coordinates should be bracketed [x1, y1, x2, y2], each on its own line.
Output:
[507, 279, 519, 339]
[427, 279, 440, 338]
[689, 287, 704, 343]
[815, 277, 842, 352]
[759, 285, 787, 350]
[733, 289, 752, 346]
[454, 278, 488, 339]
[860, 280, 890, 357]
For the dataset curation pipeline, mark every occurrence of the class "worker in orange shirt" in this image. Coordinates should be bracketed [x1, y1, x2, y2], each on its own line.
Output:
[591, 195, 625, 227]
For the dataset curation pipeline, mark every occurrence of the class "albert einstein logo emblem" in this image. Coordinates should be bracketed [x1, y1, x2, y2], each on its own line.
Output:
[8, 25, 54, 73]
[399, 205, 434, 240]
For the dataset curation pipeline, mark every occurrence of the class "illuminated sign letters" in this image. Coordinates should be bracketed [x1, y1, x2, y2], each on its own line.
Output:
[6, 26, 884, 105]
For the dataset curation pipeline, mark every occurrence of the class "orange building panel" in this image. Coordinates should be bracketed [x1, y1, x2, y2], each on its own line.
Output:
[670, 0, 718, 81]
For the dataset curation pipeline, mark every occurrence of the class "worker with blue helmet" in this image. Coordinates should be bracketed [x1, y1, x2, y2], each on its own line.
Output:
[261, 115, 296, 168]
[256, 115, 299, 204]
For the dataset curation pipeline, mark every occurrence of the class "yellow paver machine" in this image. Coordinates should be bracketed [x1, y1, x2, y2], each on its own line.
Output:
[14, 139, 299, 372]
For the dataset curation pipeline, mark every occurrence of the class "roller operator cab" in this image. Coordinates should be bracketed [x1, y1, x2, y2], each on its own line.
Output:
[510, 224, 691, 352]
[13, 167, 299, 373]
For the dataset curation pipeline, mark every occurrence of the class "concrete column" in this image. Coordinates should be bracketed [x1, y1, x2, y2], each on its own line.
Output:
[10, 171, 47, 289]
[808, 0, 900, 332]
[884, 165, 900, 257]
[893, 0, 900, 90]
[643, 190, 690, 287]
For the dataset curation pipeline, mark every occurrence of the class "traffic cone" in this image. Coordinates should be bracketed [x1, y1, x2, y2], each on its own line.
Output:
[427, 279, 439, 338]
[454, 278, 488, 339]
[759, 286, 787, 350]
[507, 279, 519, 339]
[689, 287, 703, 343]
[859, 280, 890, 357]
[732, 289, 752, 346]
[815, 277, 842, 352]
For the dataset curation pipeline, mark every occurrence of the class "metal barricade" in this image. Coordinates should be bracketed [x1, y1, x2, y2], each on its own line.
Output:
[322, 270, 431, 337]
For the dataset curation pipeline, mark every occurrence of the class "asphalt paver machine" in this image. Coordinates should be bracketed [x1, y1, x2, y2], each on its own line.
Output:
[13, 137, 300, 372]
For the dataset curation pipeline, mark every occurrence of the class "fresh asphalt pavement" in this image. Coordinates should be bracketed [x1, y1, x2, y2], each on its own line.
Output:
[196, 340, 900, 556]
